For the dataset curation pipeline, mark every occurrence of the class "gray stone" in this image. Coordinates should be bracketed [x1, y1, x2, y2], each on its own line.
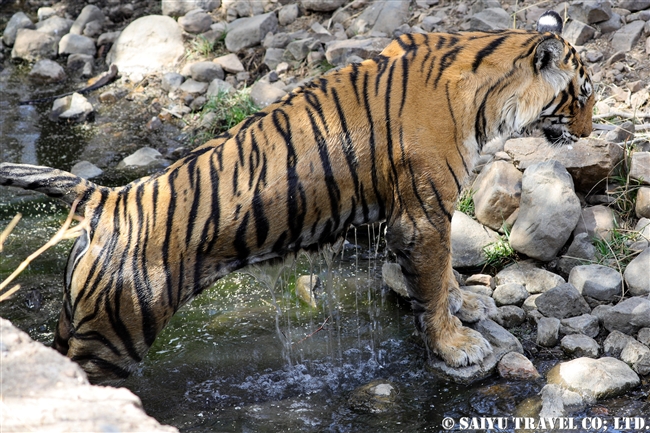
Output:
[279, 4, 299, 26]
[58, 34, 96, 57]
[11, 29, 58, 61]
[295, 275, 319, 308]
[569, 264, 623, 302]
[263, 32, 292, 49]
[348, 0, 411, 36]
[494, 305, 526, 328]
[450, 211, 500, 268]
[325, 38, 391, 66]
[162, 0, 221, 17]
[604, 330, 636, 357]
[497, 352, 540, 380]
[28, 59, 66, 83]
[0, 319, 177, 433]
[37, 7, 56, 21]
[638, 328, 650, 347]
[97, 31, 122, 47]
[560, 314, 600, 338]
[71, 161, 103, 180]
[596, 12, 623, 33]
[620, 339, 650, 375]
[179, 9, 213, 34]
[214, 53, 244, 73]
[472, 160, 522, 231]
[348, 380, 398, 413]
[573, 205, 616, 242]
[382, 262, 409, 298]
[539, 384, 586, 418]
[536, 283, 591, 319]
[605, 120, 635, 143]
[637, 218, 650, 241]
[51, 93, 94, 122]
[611, 20, 646, 52]
[523, 294, 541, 311]
[3, 12, 35, 46]
[569, 1, 612, 24]
[469, 8, 511, 31]
[428, 319, 522, 383]
[537, 317, 561, 347]
[562, 20, 596, 46]
[638, 190, 650, 219]
[264, 48, 285, 70]
[561, 334, 600, 358]
[70, 5, 105, 36]
[504, 137, 624, 192]
[162, 72, 185, 92]
[495, 260, 565, 294]
[301, 0, 346, 12]
[598, 296, 650, 335]
[465, 274, 495, 288]
[461, 285, 494, 298]
[179, 78, 209, 95]
[284, 38, 313, 61]
[421, 16, 443, 32]
[225, 13, 278, 53]
[618, 0, 650, 11]
[83, 20, 103, 38]
[250, 80, 287, 108]
[118, 147, 163, 168]
[107, 16, 185, 77]
[190, 61, 224, 82]
[557, 233, 598, 276]
[630, 152, 650, 185]
[35, 16, 72, 38]
[492, 283, 528, 307]
[206, 78, 235, 97]
[67, 54, 94, 76]
[510, 161, 581, 261]
[624, 248, 650, 296]
[547, 357, 640, 400]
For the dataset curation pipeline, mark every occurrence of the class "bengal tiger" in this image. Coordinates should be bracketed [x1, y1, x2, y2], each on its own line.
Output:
[0, 11, 594, 384]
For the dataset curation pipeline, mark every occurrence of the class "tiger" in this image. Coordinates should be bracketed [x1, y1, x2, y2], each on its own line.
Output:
[0, 10, 594, 385]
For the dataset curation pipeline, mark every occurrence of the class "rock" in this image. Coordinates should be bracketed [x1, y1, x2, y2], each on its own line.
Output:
[611, 20, 646, 52]
[279, 4, 299, 26]
[97, 31, 121, 47]
[107, 15, 185, 77]
[568, 264, 622, 302]
[163, 0, 221, 17]
[179, 9, 213, 34]
[428, 319, 522, 383]
[225, 13, 278, 53]
[604, 330, 637, 357]
[83, 20, 104, 38]
[70, 5, 104, 35]
[325, 38, 391, 66]
[618, 1, 650, 11]
[568, 1, 612, 24]
[465, 274, 494, 288]
[629, 152, 650, 185]
[450, 211, 500, 268]
[162, 72, 185, 92]
[264, 48, 285, 70]
[493, 305, 526, 328]
[504, 137, 624, 193]
[206, 79, 235, 97]
[3, 12, 35, 46]
[179, 79, 209, 95]
[301, 0, 346, 12]
[71, 161, 103, 180]
[492, 283, 528, 307]
[539, 384, 586, 418]
[638, 328, 650, 347]
[537, 317, 561, 347]
[190, 61, 224, 82]
[620, 339, 650, 375]
[557, 233, 598, 276]
[560, 314, 600, 338]
[382, 262, 409, 297]
[67, 53, 94, 76]
[28, 59, 66, 83]
[36, 16, 73, 38]
[637, 218, 650, 241]
[522, 294, 541, 311]
[58, 34, 96, 57]
[472, 160, 522, 231]
[250, 80, 287, 108]
[605, 120, 635, 143]
[536, 283, 591, 319]
[497, 352, 540, 380]
[509, 161, 581, 261]
[462, 285, 494, 298]
[624, 248, 650, 296]
[348, 0, 411, 36]
[284, 38, 313, 62]
[469, 8, 511, 31]
[1, 319, 177, 433]
[598, 296, 650, 335]
[118, 147, 164, 169]
[637, 188, 650, 218]
[547, 357, 640, 401]
[263, 32, 292, 49]
[596, 12, 624, 33]
[213, 53, 244, 73]
[348, 380, 398, 413]
[51, 93, 94, 122]
[562, 20, 596, 46]
[295, 275, 319, 308]
[11, 29, 58, 61]
[573, 205, 616, 242]
[495, 260, 565, 295]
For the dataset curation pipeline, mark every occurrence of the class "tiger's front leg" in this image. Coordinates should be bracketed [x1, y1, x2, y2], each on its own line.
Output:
[386, 214, 492, 367]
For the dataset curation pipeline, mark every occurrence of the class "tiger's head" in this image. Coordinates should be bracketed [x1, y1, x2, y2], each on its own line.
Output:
[524, 11, 595, 145]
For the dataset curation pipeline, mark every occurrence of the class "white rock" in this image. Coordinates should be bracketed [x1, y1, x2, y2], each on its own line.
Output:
[119, 147, 163, 168]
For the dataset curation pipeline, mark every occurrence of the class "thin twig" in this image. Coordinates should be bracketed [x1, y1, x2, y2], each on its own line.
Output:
[293, 316, 330, 345]
[0, 198, 84, 300]
[0, 214, 22, 253]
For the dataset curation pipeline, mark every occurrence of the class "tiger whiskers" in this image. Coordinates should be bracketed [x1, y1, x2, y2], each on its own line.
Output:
[0, 197, 84, 302]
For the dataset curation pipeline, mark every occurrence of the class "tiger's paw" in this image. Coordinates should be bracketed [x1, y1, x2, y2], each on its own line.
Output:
[432, 320, 493, 368]
[454, 290, 497, 323]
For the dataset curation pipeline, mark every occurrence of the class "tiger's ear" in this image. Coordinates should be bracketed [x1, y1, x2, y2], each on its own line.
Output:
[535, 37, 564, 73]
[536, 10, 563, 34]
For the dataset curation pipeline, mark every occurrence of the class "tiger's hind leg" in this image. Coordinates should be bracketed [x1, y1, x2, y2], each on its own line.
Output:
[386, 214, 492, 368]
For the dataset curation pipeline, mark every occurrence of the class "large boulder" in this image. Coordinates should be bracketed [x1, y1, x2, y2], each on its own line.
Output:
[450, 211, 500, 268]
[472, 160, 522, 231]
[225, 12, 278, 53]
[106, 15, 185, 77]
[11, 28, 58, 61]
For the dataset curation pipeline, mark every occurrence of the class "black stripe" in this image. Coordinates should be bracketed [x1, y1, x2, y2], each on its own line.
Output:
[234, 211, 251, 258]
[446, 160, 462, 194]
[361, 70, 386, 219]
[472, 36, 508, 72]
[433, 46, 462, 89]
[399, 55, 409, 117]
[349, 62, 361, 104]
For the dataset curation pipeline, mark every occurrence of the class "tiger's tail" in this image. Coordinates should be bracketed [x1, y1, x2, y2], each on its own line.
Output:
[0, 163, 102, 210]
